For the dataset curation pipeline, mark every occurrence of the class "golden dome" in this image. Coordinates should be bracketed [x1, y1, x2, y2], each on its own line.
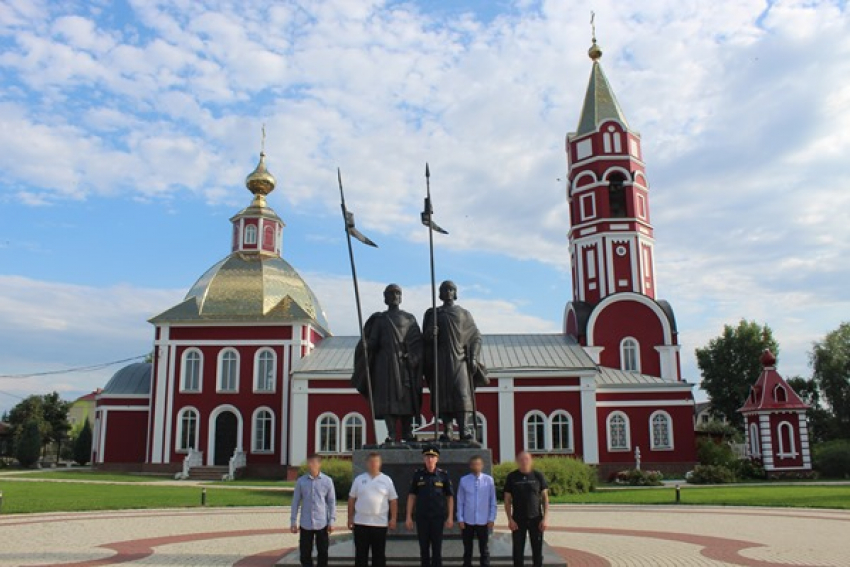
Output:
[150, 253, 330, 332]
[245, 152, 276, 198]
[588, 40, 602, 61]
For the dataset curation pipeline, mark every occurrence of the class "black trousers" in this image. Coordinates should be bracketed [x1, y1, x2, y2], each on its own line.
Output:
[512, 517, 544, 567]
[462, 524, 491, 567]
[354, 524, 388, 567]
[416, 516, 445, 567]
[298, 527, 329, 567]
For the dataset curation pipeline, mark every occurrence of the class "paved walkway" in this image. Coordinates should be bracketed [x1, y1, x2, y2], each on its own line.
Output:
[0, 505, 848, 566]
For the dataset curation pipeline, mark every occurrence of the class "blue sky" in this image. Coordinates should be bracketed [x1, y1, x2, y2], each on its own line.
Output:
[1, 0, 849, 413]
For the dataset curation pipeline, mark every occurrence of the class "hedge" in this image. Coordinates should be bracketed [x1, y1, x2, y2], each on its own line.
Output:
[813, 440, 850, 479]
[297, 458, 354, 498]
[493, 457, 596, 497]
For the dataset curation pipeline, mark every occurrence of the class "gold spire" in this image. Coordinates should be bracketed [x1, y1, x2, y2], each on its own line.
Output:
[588, 11, 602, 61]
[245, 124, 276, 206]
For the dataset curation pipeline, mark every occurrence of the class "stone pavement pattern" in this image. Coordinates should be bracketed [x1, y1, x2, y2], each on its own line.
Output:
[0, 505, 848, 566]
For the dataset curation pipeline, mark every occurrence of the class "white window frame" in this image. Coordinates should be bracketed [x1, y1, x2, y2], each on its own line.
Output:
[475, 412, 488, 448]
[341, 412, 366, 453]
[244, 224, 257, 245]
[579, 193, 596, 221]
[316, 412, 340, 454]
[549, 410, 574, 453]
[523, 411, 548, 453]
[649, 410, 674, 451]
[217, 348, 240, 393]
[180, 348, 203, 393]
[776, 421, 798, 458]
[774, 384, 787, 403]
[607, 411, 631, 452]
[749, 422, 761, 457]
[620, 337, 641, 373]
[251, 407, 274, 454]
[254, 348, 276, 393]
[175, 406, 200, 453]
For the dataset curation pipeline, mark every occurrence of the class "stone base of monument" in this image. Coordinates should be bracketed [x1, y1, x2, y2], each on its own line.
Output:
[353, 443, 493, 524]
[275, 532, 567, 566]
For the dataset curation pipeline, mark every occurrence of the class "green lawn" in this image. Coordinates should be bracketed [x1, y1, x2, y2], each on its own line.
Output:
[0, 482, 292, 514]
[551, 484, 850, 509]
[203, 479, 295, 488]
[1, 471, 173, 483]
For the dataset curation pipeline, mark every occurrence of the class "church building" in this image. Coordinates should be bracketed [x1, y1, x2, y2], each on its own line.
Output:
[93, 36, 697, 479]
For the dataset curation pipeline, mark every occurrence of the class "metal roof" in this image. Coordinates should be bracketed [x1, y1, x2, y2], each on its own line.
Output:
[575, 61, 629, 136]
[596, 367, 691, 388]
[102, 363, 152, 396]
[294, 334, 598, 375]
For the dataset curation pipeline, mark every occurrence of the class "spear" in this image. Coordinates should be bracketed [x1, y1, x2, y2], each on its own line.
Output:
[338, 168, 379, 445]
[421, 163, 448, 441]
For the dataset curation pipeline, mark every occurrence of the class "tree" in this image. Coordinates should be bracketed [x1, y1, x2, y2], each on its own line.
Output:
[41, 391, 71, 461]
[15, 419, 42, 467]
[73, 419, 93, 466]
[811, 322, 850, 439]
[786, 376, 841, 443]
[696, 320, 777, 428]
[7, 396, 48, 439]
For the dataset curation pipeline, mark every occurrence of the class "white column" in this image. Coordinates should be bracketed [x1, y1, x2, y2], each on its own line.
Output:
[655, 346, 681, 381]
[583, 346, 604, 364]
[151, 327, 170, 463]
[163, 340, 176, 464]
[798, 411, 812, 468]
[290, 377, 309, 466]
[759, 413, 774, 470]
[498, 377, 515, 464]
[580, 376, 599, 464]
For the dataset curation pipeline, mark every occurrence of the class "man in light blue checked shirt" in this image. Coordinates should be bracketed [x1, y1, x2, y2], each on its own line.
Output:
[291, 454, 336, 567]
[456, 455, 497, 567]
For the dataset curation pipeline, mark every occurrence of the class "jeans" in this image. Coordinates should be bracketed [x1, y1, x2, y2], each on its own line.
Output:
[461, 524, 490, 567]
[298, 527, 329, 567]
[353, 524, 388, 567]
[416, 516, 445, 567]
[511, 516, 544, 567]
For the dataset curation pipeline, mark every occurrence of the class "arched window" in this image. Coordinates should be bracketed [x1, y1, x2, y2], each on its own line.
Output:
[244, 224, 257, 245]
[777, 421, 797, 458]
[254, 349, 276, 392]
[650, 411, 673, 450]
[252, 408, 274, 453]
[263, 225, 275, 248]
[621, 338, 640, 373]
[342, 413, 366, 453]
[524, 411, 547, 452]
[181, 349, 202, 392]
[177, 407, 199, 451]
[607, 411, 630, 451]
[608, 173, 627, 218]
[218, 349, 239, 392]
[774, 385, 788, 403]
[316, 413, 339, 454]
[475, 412, 487, 448]
[550, 411, 573, 452]
[749, 422, 760, 457]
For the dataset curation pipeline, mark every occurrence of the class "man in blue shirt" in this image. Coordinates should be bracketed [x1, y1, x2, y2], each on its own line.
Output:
[456, 455, 497, 567]
[291, 454, 337, 567]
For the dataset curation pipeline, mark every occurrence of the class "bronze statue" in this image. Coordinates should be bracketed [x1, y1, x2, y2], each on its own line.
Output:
[423, 280, 487, 442]
[352, 284, 423, 443]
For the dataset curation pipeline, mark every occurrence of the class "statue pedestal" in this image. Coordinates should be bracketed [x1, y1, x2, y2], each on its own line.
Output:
[353, 442, 492, 527]
[275, 532, 567, 566]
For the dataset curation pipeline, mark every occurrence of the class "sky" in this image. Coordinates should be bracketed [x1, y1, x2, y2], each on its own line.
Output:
[1, 0, 849, 414]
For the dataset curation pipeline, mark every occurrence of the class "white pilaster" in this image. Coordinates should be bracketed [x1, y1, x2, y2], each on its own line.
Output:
[655, 345, 681, 381]
[798, 411, 812, 467]
[583, 346, 604, 363]
[289, 377, 309, 466]
[580, 376, 599, 464]
[498, 377, 515, 463]
[151, 327, 170, 463]
[759, 413, 774, 470]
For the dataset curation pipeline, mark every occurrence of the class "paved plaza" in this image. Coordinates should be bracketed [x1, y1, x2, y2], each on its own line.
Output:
[0, 504, 848, 566]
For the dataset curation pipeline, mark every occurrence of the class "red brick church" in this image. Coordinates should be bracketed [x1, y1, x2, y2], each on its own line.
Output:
[93, 37, 697, 478]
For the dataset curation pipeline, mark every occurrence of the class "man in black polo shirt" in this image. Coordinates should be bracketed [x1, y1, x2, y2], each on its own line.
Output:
[503, 452, 549, 567]
[405, 446, 455, 567]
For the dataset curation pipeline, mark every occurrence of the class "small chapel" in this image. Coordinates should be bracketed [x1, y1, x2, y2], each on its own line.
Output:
[92, 35, 698, 479]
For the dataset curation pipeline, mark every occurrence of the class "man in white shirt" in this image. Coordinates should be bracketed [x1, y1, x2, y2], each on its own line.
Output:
[348, 452, 398, 567]
[457, 455, 497, 567]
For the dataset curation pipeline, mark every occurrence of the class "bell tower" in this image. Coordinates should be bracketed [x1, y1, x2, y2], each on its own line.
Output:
[566, 33, 656, 305]
[231, 142, 286, 258]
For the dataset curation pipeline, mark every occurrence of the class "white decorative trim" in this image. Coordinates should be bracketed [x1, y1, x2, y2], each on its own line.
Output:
[620, 337, 641, 373]
[175, 406, 200, 453]
[179, 348, 203, 393]
[251, 406, 275, 453]
[217, 348, 240, 393]
[206, 404, 244, 466]
[341, 412, 367, 453]
[523, 410, 548, 453]
[253, 347, 277, 393]
[648, 410, 674, 451]
[315, 412, 341, 454]
[606, 411, 631, 452]
[596, 400, 693, 408]
[586, 293, 673, 346]
[549, 410, 575, 453]
[776, 420, 798, 459]
[654, 345, 681, 381]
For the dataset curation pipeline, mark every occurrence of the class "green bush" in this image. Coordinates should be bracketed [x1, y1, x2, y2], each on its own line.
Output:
[732, 458, 766, 480]
[696, 438, 737, 467]
[15, 419, 42, 468]
[687, 464, 736, 484]
[297, 458, 353, 498]
[73, 420, 93, 466]
[613, 469, 664, 486]
[493, 457, 596, 497]
[813, 440, 850, 479]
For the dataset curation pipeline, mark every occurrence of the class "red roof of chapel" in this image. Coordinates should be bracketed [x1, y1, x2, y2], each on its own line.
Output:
[738, 349, 809, 413]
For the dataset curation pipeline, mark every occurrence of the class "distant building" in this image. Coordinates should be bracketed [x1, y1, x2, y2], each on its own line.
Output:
[69, 389, 101, 430]
[94, 34, 697, 478]
[739, 349, 812, 477]
[694, 402, 727, 430]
